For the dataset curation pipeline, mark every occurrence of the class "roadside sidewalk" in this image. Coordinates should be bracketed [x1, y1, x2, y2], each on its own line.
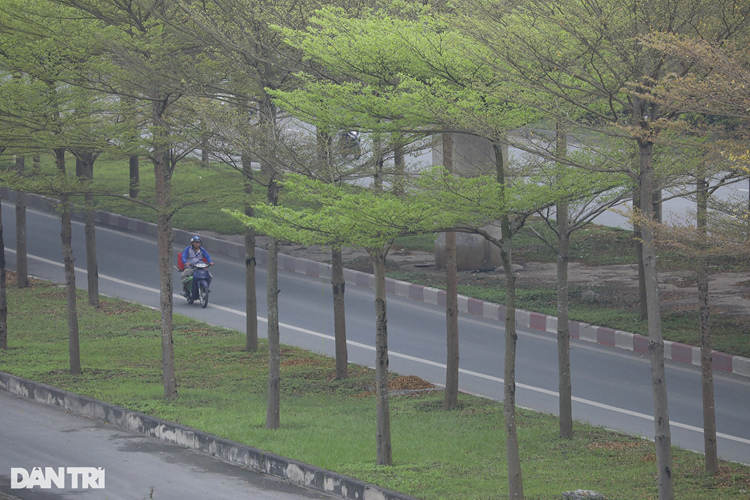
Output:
[3, 187, 749, 379]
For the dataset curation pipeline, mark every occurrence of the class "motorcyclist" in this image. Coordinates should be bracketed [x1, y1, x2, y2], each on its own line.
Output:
[181, 236, 214, 297]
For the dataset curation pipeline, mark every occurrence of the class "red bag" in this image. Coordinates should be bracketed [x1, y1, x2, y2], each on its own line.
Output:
[177, 252, 185, 271]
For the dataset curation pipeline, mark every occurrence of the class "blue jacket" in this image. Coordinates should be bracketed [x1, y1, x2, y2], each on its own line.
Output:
[182, 246, 213, 267]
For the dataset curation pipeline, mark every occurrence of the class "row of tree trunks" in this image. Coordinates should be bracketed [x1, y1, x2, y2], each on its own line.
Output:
[442, 132, 459, 411]
[15, 156, 28, 289]
[56, 148, 81, 375]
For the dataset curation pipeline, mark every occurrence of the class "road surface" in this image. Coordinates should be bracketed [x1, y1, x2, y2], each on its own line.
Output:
[0, 391, 336, 500]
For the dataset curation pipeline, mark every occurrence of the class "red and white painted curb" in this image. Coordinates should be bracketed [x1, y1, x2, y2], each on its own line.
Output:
[6, 187, 750, 379]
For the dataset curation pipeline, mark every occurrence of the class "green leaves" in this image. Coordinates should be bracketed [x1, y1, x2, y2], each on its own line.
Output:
[227, 173, 452, 250]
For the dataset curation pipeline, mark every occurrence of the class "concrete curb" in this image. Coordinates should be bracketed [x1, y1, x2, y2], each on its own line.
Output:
[4, 187, 749, 379]
[0, 372, 421, 500]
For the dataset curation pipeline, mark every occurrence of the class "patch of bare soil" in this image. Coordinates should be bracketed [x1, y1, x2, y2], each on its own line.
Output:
[389, 375, 435, 391]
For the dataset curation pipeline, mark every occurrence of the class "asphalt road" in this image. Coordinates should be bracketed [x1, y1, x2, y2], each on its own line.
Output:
[0, 391, 336, 500]
[2, 202, 750, 466]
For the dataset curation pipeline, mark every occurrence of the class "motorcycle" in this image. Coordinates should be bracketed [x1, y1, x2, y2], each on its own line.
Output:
[184, 262, 212, 308]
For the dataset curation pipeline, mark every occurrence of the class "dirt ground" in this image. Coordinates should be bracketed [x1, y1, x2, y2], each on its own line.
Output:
[204, 231, 750, 317]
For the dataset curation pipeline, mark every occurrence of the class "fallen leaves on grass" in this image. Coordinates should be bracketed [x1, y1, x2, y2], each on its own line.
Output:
[389, 375, 434, 391]
[97, 301, 146, 316]
[352, 376, 434, 397]
[711, 466, 750, 489]
[4, 270, 44, 287]
[282, 358, 325, 367]
[586, 441, 646, 452]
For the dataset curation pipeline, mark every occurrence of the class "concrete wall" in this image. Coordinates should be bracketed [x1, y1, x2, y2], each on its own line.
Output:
[432, 134, 508, 270]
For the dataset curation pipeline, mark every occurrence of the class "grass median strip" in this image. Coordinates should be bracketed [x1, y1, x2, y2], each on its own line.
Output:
[1, 274, 749, 499]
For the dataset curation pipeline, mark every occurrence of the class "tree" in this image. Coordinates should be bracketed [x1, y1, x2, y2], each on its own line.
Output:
[230, 171, 495, 464]
[270, 8, 543, 494]
[0, 0, 143, 372]
[181, 0, 390, 398]
[462, 2, 750, 496]
[45, 0, 221, 396]
[641, 34, 750, 473]
[271, 5, 532, 424]
[177, 0, 313, 418]
[518, 123, 631, 438]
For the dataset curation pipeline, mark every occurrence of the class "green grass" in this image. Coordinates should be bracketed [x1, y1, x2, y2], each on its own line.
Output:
[393, 233, 439, 252]
[1, 277, 749, 499]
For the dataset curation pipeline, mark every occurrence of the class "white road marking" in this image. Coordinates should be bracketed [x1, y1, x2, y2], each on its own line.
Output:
[9, 249, 750, 447]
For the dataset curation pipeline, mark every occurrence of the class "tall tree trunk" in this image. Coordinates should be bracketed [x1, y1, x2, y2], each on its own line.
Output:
[634, 103, 673, 500]
[393, 138, 405, 197]
[129, 155, 140, 199]
[155, 167, 176, 399]
[557, 229, 572, 439]
[444, 230, 459, 410]
[152, 96, 177, 400]
[14, 156, 28, 289]
[696, 169, 718, 473]
[266, 179, 281, 429]
[555, 121, 572, 438]
[442, 132, 459, 410]
[373, 250, 392, 466]
[80, 152, 99, 308]
[243, 151, 258, 351]
[316, 127, 348, 379]
[201, 138, 210, 168]
[0, 194, 7, 350]
[331, 247, 348, 379]
[494, 142, 523, 500]
[200, 119, 210, 168]
[126, 95, 140, 199]
[75, 156, 85, 177]
[373, 134, 384, 192]
[653, 189, 663, 224]
[266, 235, 281, 429]
[56, 149, 81, 375]
[633, 191, 648, 320]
